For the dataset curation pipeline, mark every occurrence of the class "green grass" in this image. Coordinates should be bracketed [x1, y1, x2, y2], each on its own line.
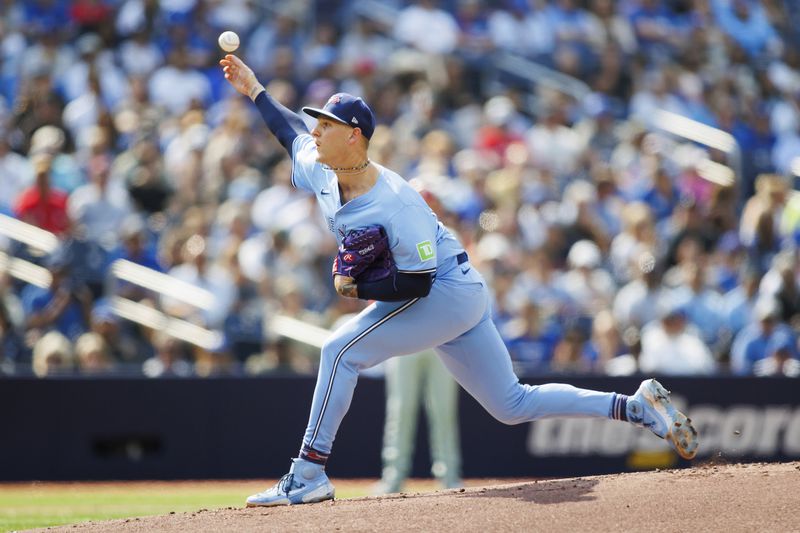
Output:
[0, 479, 456, 532]
[0, 481, 378, 532]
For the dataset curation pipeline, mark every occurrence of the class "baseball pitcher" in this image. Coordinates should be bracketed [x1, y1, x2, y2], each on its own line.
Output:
[220, 54, 698, 507]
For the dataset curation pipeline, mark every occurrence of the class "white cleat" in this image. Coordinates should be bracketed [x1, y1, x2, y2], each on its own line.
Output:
[627, 379, 699, 460]
[246, 459, 335, 507]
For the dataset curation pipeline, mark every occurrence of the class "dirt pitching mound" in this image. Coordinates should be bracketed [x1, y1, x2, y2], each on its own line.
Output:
[39, 461, 800, 532]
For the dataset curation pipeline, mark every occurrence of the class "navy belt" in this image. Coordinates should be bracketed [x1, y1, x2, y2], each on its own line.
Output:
[456, 251, 468, 265]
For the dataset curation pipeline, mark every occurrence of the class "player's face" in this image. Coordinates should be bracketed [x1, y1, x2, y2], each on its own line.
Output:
[311, 118, 354, 165]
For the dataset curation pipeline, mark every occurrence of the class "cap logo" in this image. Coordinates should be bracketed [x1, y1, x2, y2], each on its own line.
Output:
[328, 95, 342, 105]
[351, 117, 358, 124]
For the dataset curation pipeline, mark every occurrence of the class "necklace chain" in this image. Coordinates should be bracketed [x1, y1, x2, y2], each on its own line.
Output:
[324, 159, 371, 173]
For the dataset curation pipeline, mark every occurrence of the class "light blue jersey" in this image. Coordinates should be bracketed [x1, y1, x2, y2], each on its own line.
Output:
[292, 134, 463, 277]
[285, 132, 622, 458]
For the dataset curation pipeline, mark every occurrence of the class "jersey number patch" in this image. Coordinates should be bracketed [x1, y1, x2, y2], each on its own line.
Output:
[416, 240, 435, 261]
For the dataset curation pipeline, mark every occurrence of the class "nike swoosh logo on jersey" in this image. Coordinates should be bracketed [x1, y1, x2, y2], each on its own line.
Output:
[461, 267, 471, 274]
[320, 188, 330, 195]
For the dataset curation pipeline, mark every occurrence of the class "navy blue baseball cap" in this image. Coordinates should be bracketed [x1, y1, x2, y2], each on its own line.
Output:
[302, 93, 376, 139]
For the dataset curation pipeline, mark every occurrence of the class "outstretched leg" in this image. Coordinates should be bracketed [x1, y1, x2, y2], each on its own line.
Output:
[436, 314, 698, 459]
[436, 316, 617, 423]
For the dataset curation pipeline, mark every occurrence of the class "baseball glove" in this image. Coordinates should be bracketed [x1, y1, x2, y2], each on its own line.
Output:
[332, 225, 394, 282]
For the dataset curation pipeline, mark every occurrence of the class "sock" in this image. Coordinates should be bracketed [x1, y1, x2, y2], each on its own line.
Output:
[609, 393, 629, 422]
[300, 444, 329, 466]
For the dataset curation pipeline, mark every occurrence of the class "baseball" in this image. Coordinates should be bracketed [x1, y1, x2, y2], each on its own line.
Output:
[218, 31, 240, 53]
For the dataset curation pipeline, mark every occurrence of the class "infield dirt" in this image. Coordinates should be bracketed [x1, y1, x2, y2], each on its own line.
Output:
[34, 461, 800, 532]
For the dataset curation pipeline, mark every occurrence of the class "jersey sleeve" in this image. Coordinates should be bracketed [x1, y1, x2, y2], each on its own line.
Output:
[387, 205, 438, 274]
[290, 134, 326, 193]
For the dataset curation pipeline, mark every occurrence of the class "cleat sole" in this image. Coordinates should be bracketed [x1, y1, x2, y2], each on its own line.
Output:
[646, 380, 698, 460]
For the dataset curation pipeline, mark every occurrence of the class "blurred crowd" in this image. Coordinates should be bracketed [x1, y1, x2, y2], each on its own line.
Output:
[1, 0, 800, 379]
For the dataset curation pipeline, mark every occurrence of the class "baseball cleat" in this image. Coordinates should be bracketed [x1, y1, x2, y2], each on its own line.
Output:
[627, 379, 698, 460]
[246, 458, 335, 507]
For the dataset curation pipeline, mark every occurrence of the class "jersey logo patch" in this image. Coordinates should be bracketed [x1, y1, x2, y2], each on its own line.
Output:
[416, 240, 435, 261]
